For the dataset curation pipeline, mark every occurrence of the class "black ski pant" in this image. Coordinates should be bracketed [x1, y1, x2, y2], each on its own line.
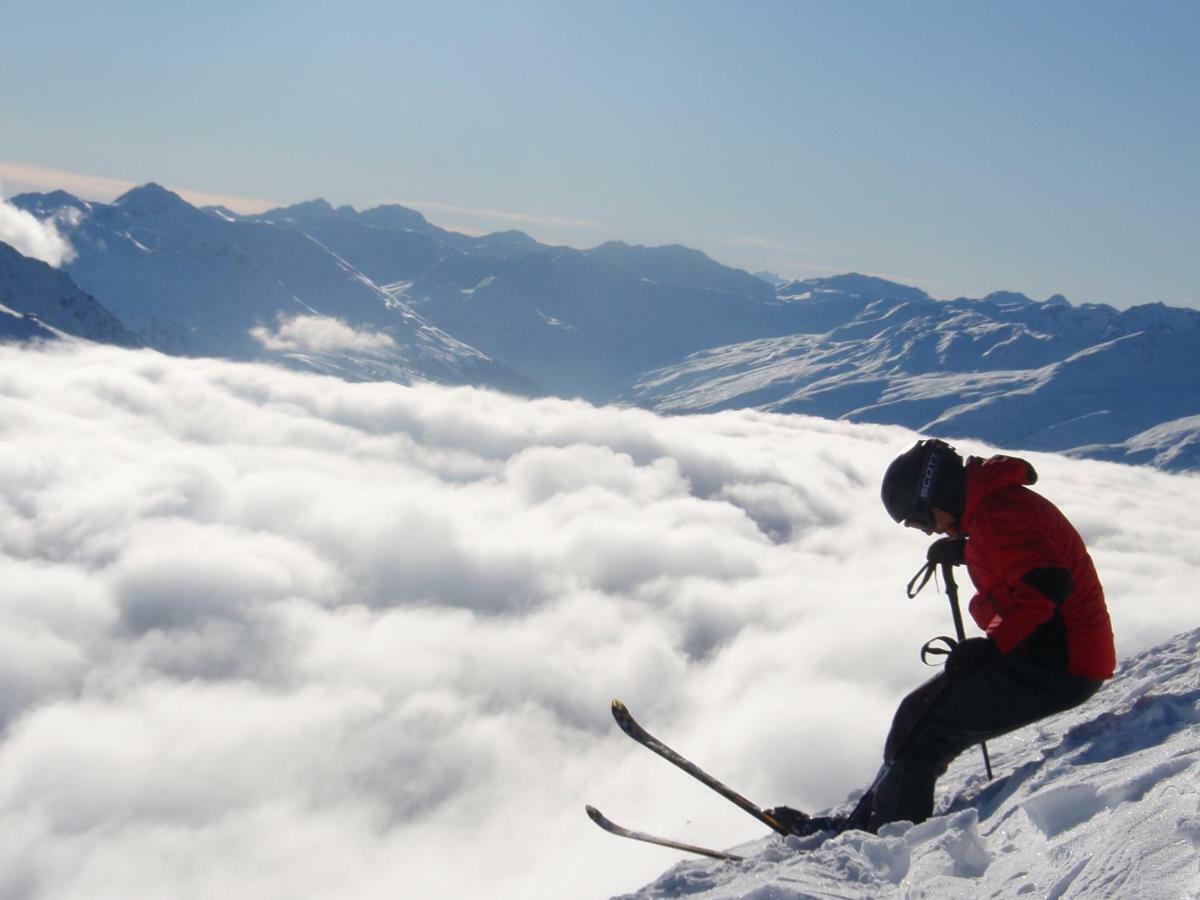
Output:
[865, 651, 1102, 831]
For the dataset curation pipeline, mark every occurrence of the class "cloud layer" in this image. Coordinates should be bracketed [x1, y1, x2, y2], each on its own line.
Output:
[0, 342, 1196, 899]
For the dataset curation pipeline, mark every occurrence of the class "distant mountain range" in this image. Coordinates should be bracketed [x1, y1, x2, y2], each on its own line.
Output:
[3, 183, 1198, 470]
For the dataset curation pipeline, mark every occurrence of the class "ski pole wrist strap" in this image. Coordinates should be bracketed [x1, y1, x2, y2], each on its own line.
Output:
[920, 635, 958, 666]
[907, 560, 936, 598]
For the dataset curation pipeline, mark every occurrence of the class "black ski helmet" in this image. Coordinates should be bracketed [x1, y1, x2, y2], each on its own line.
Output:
[881, 439, 965, 531]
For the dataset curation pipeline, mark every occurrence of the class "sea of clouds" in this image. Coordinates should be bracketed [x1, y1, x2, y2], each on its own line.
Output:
[0, 340, 1196, 899]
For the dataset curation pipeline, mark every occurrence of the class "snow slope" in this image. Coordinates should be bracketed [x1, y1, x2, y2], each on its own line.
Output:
[1081, 415, 1200, 472]
[0, 303, 57, 342]
[621, 627, 1200, 899]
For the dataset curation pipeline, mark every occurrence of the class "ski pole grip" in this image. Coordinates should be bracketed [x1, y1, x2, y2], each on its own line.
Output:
[941, 562, 967, 642]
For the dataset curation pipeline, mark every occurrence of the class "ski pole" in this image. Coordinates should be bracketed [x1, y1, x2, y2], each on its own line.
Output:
[940, 562, 994, 781]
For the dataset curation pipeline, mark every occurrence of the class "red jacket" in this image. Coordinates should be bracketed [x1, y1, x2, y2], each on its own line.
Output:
[961, 455, 1116, 680]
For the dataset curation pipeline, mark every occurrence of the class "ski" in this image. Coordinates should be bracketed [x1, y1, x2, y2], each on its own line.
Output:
[609, 699, 789, 836]
[584, 805, 745, 861]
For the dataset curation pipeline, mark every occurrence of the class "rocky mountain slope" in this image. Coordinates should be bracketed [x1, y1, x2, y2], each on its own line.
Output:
[0, 239, 138, 346]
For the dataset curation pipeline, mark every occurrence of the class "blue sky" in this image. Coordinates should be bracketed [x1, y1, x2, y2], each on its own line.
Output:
[2, 1, 1197, 307]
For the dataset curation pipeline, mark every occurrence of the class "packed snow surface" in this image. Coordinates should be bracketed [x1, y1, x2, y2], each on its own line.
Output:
[622, 629, 1200, 899]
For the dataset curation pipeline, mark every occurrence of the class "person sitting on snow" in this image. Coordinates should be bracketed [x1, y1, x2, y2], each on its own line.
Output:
[769, 438, 1116, 835]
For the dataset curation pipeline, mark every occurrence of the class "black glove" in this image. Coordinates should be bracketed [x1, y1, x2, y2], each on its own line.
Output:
[764, 805, 812, 835]
[763, 806, 840, 837]
[946, 636, 998, 676]
[926, 536, 965, 567]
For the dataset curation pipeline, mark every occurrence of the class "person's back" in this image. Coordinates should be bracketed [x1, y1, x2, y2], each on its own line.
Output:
[959, 454, 1115, 680]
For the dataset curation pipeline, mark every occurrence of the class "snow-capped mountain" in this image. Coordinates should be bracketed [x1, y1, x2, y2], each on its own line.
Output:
[11, 183, 1200, 470]
[9, 186, 535, 393]
[584, 241, 775, 300]
[244, 197, 465, 287]
[249, 198, 793, 399]
[390, 246, 805, 399]
[19, 183, 798, 398]
[630, 278, 1200, 470]
[621, 626, 1200, 899]
[0, 240, 138, 346]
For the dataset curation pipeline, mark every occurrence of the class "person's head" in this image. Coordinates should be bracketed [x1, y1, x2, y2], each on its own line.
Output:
[880, 439, 966, 535]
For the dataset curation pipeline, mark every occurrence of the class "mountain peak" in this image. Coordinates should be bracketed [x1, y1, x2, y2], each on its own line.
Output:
[592, 240, 709, 261]
[753, 269, 784, 286]
[113, 183, 196, 217]
[474, 229, 538, 245]
[260, 197, 337, 221]
[980, 290, 1037, 309]
[8, 189, 89, 218]
[358, 204, 432, 231]
[585, 241, 774, 298]
[30, 189, 86, 207]
[784, 273, 931, 303]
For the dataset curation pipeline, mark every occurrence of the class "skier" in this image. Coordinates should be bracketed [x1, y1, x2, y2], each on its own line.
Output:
[768, 438, 1116, 836]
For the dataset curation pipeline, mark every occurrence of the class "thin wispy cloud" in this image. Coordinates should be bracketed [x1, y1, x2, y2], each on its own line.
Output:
[0, 160, 279, 215]
[399, 198, 602, 230]
[724, 235, 800, 252]
[0, 341, 1194, 898]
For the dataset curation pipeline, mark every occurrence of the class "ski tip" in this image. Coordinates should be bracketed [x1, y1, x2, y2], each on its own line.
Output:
[610, 699, 634, 731]
[585, 805, 611, 828]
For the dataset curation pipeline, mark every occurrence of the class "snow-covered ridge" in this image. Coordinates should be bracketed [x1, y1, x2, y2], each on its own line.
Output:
[622, 627, 1200, 899]
[630, 290, 1200, 471]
